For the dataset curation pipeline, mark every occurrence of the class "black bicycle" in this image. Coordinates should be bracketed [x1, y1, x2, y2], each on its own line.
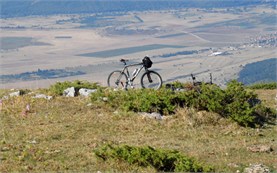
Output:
[107, 56, 163, 90]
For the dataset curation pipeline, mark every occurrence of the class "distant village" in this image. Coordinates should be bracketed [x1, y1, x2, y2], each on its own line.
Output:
[247, 32, 277, 48]
[208, 33, 276, 57]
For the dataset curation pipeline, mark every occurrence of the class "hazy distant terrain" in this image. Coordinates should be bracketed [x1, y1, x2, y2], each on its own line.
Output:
[1, 0, 274, 18]
[0, 0, 276, 88]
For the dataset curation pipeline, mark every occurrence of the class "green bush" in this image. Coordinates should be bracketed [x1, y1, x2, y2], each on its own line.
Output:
[223, 80, 257, 126]
[49, 80, 100, 95]
[183, 84, 225, 113]
[94, 144, 214, 172]
[91, 88, 179, 114]
[247, 82, 277, 90]
[90, 80, 274, 127]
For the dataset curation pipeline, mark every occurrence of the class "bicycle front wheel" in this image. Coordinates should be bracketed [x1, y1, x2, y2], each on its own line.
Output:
[107, 70, 128, 89]
[141, 71, 162, 89]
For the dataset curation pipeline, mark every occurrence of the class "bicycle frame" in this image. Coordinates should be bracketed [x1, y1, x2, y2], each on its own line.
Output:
[120, 62, 145, 88]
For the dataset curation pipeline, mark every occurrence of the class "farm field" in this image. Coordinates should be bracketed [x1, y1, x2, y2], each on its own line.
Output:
[1, 5, 276, 89]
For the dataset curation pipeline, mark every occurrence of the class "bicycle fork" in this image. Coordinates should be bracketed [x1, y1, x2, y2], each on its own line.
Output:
[146, 72, 153, 83]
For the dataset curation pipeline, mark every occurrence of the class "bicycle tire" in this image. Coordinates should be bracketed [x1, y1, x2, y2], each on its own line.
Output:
[140, 71, 163, 89]
[107, 70, 128, 89]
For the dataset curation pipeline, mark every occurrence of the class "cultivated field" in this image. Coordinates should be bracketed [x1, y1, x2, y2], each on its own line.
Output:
[0, 5, 276, 88]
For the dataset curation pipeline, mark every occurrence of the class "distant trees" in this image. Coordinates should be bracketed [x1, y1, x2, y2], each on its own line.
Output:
[238, 58, 276, 85]
[1, 0, 273, 18]
[0, 68, 86, 83]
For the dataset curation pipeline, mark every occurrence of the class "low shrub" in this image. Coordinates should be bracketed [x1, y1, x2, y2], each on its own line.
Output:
[48, 80, 100, 95]
[91, 88, 179, 114]
[94, 144, 214, 172]
[247, 82, 277, 90]
[90, 80, 275, 127]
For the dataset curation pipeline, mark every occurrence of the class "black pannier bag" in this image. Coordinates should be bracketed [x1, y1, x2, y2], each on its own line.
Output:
[142, 56, 153, 68]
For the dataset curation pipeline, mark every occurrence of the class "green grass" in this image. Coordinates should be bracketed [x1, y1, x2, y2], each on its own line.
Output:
[0, 88, 276, 172]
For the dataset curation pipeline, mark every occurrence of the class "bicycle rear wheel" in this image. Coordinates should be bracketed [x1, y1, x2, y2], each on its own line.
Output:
[107, 70, 128, 89]
[141, 71, 162, 89]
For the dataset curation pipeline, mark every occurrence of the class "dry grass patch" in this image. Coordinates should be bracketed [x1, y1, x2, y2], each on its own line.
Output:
[255, 89, 276, 109]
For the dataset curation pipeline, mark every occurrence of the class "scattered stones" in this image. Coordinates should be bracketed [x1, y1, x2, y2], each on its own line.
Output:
[247, 145, 273, 153]
[79, 88, 97, 97]
[27, 140, 37, 144]
[140, 112, 163, 120]
[86, 103, 93, 107]
[102, 97, 108, 102]
[228, 163, 239, 168]
[9, 91, 20, 97]
[63, 87, 76, 97]
[244, 164, 270, 173]
[45, 149, 61, 154]
[1, 96, 9, 100]
[32, 94, 53, 100]
[176, 88, 185, 92]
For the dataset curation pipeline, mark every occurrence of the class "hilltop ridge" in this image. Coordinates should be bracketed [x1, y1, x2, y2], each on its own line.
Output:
[0, 80, 276, 172]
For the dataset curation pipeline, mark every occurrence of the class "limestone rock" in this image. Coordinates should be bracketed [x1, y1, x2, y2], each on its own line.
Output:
[9, 91, 20, 97]
[79, 88, 97, 97]
[140, 112, 163, 120]
[63, 87, 75, 97]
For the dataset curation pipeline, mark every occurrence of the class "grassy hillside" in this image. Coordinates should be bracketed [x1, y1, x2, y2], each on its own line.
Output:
[0, 81, 276, 172]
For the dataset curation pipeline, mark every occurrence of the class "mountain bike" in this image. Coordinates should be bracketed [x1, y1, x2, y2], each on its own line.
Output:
[107, 56, 163, 90]
[165, 73, 213, 92]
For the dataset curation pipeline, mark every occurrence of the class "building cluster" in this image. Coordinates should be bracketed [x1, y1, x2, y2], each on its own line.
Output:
[247, 32, 277, 48]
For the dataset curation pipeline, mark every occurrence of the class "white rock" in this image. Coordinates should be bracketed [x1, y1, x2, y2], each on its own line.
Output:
[32, 94, 53, 100]
[79, 88, 97, 97]
[27, 140, 37, 144]
[63, 87, 75, 97]
[140, 112, 163, 120]
[9, 91, 20, 97]
[86, 103, 93, 107]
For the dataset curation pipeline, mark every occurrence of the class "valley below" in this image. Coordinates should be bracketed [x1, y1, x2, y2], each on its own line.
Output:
[1, 4, 276, 89]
